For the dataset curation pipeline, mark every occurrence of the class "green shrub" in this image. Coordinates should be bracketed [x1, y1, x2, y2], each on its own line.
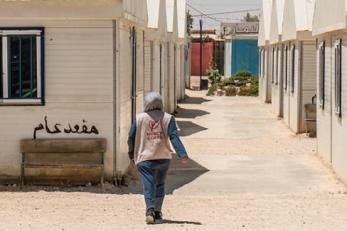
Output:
[249, 82, 259, 96]
[235, 71, 253, 78]
[206, 84, 218, 96]
[232, 72, 256, 83]
[221, 77, 234, 86]
[238, 86, 250, 96]
[207, 60, 222, 84]
[225, 87, 238, 96]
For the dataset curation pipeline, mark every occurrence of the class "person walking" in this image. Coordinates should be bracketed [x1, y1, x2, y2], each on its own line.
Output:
[128, 92, 189, 224]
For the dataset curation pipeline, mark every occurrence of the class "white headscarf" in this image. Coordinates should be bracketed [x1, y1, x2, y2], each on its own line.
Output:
[144, 92, 164, 112]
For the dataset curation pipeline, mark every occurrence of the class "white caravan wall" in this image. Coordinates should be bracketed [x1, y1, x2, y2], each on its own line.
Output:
[115, 21, 145, 173]
[317, 37, 333, 164]
[144, 38, 153, 94]
[331, 34, 347, 184]
[0, 20, 115, 178]
[289, 42, 300, 133]
[180, 44, 186, 99]
[116, 21, 133, 173]
[283, 43, 291, 127]
[312, 0, 346, 36]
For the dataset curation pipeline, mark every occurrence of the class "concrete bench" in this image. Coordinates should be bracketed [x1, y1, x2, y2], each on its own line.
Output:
[20, 139, 106, 187]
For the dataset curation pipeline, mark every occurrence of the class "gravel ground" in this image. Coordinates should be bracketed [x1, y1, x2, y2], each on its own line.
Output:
[0, 90, 346, 231]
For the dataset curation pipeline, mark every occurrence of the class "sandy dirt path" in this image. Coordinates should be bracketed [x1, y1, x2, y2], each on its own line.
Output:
[0, 90, 346, 231]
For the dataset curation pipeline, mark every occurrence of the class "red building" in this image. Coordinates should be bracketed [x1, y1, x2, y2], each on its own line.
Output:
[190, 30, 224, 77]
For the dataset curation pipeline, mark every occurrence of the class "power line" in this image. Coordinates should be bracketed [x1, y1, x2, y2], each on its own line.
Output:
[191, 9, 261, 17]
[187, 3, 222, 22]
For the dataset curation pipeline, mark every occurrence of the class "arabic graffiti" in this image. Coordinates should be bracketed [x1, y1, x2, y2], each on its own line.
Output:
[33, 116, 99, 140]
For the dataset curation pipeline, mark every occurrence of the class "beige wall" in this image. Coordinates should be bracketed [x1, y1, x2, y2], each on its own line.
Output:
[283, 42, 291, 127]
[317, 36, 333, 164]
[0, 20, 115, 178]
[144, 38, 153, 95]
[167, 42, 175, 113]
[175, 44, 181, 102]
[315, 32, 347, 185]
[264, 47, 272, 103]
[331, 33, 347, 184]
[271, 45, 284, 118]
[136, 29, 145, 113]
[180, 44, 186, 100]
[161, 43, 169, 111]
[288, 42, 300, 133]
[114, 20, 146, 173]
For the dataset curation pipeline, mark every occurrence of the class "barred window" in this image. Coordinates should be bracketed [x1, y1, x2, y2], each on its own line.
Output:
[275, 47, 279, 85]
[284, 46, 288, 91]
[335, 39, 342, 117]
[0, 28, 44, 106]
[271, 48, 275, 84]
[319, 41, 326, 109]
[291, 44, 295, 94]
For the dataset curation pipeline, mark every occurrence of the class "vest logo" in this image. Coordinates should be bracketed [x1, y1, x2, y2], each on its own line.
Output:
[149, 121, 160, 132]
[147, 120, 163, 140]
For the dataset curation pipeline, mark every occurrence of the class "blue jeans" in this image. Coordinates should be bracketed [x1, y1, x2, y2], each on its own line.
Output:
[137, 159, 171, 211]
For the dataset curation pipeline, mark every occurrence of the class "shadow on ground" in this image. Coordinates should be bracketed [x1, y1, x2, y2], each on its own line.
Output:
[125, 155, 209, 195]
[0, 155, 209, 194]
[175, 108, 210, 119]
[180, 96, 211, 105]
[160, 220, 202, 225]
[177, 121, 207, 137]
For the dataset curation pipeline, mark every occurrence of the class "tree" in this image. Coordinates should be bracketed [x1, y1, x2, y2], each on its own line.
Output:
[243, 12, 259, 22]
[186, 10, 194, 35]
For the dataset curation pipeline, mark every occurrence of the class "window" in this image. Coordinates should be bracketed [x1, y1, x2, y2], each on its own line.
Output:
[291, 44, 296, 93]
[0, 28, 44, 106]
[259, 49, 262, 77]
[275, 47, 279, 85]
[319, 41, 326, 109]
[263, 49, 266, 77]
[335, 39, 342, 117]
[272, 48, 275, 84]
[284, 46, 288, 91]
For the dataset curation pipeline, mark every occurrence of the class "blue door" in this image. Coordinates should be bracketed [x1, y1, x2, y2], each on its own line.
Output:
[231, 39, 259, 76]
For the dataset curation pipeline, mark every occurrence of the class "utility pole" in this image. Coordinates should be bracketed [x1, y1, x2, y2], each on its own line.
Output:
[199, 19, 203, 90]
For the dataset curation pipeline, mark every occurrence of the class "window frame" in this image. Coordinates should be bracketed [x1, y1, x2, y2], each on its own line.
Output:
[335, 39, 342, 117]
[0, 27, 45, 106]
[291, 44, 296, 94]
[284, 45, 288, 91]
[262, 48, 265, 78]
[275, 47, 279, 85]
[272, 47, 275, 84]
[319, 41, 326, 109]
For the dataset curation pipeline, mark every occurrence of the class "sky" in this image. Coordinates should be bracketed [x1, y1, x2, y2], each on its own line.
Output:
[187, 0, 262, 31]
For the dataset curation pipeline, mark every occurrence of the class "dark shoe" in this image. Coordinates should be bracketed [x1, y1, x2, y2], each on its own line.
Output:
[155, 211, 163, 224]
[145, 208, 155, 225]
[155, 211, 163, 220]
